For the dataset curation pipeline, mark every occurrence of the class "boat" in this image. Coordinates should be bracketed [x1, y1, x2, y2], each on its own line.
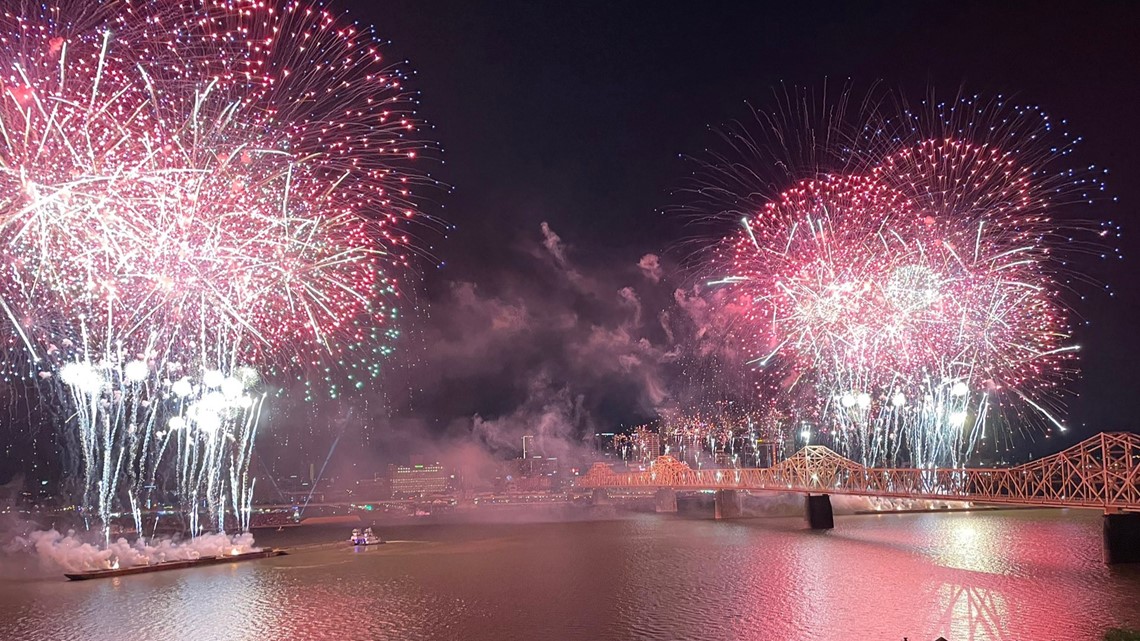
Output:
[64, 548, 287, 581]
[349, 527, 385, 546]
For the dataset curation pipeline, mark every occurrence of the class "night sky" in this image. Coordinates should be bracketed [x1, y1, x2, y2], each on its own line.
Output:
[340, 1, 1140, 454]
[5, 1, 1140, 480]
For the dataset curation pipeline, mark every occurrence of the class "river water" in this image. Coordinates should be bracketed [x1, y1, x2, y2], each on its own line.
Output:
[2, 508, 1139, 641]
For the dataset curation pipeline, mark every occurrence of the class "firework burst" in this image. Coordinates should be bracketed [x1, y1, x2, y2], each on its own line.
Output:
[0, 0, 438, 539]
[690, 87, 1115, 467]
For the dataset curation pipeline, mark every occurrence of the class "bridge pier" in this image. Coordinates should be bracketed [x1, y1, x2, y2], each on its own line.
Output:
[1104, 512, 1140, 564]
[591, 488, 610, 505]
[655, 488, 678, 513]
[805, 494, 833, 530]
[714, 489, 743, 519]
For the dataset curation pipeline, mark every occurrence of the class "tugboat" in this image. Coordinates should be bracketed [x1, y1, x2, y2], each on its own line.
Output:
[349, 527, 384, 546]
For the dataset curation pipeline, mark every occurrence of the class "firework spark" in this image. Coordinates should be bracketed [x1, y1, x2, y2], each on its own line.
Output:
[0, 0, 436, 540]
[658, 402, 784, 469]
[692, 88, 1114, 467]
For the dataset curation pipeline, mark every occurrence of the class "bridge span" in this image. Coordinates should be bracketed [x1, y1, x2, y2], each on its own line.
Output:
[577, 432, 1140, 564]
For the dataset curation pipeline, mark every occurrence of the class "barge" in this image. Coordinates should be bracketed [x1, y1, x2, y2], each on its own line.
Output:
[64, 548, 286, 581]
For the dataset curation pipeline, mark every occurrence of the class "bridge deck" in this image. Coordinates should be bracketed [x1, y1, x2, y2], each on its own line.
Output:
[578, 432, 1140, 513]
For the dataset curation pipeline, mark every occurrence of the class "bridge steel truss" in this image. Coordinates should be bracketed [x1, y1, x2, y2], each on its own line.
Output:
[578, 432, 1140, 513]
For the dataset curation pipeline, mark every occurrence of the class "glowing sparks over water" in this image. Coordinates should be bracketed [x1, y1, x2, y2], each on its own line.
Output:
[696, 89, 1115, 467]
[0, 0, 437, 538]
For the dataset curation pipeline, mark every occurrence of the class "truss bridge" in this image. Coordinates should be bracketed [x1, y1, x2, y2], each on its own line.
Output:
[577, 432, 1140, 563]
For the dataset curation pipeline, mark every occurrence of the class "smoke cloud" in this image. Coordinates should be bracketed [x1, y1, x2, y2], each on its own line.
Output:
[6, 529, 258, 573]
[385, 222, 699, 464]
[638, 253, 663, 283]
[194, 221, 747, 484]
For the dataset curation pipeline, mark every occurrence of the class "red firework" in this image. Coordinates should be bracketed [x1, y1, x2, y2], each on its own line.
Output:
[693, 89, 1112, 466]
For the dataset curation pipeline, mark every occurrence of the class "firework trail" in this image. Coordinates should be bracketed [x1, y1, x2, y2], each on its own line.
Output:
[687, 86, 1115, 468]
[659, 402, 783, 469]
[0, 0, 436, 543]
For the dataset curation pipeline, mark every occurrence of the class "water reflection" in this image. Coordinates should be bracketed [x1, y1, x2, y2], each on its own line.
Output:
[1, 510, 1137, 641]
[935, 583, 1009, 641]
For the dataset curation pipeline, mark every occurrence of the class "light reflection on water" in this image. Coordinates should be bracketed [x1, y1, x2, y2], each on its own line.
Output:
[2, 509, 1139, 640]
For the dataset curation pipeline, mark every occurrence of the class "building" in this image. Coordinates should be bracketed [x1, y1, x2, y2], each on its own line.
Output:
[388, 462, 448, 497]
[353, 476, 392, 501]
[594, 432, 619, 459]
[522, 435, 536, 459]
[632, 427, 662, 463]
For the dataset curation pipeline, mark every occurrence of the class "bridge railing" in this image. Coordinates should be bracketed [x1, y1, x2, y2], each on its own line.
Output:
[578, 432, 1140, 512]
